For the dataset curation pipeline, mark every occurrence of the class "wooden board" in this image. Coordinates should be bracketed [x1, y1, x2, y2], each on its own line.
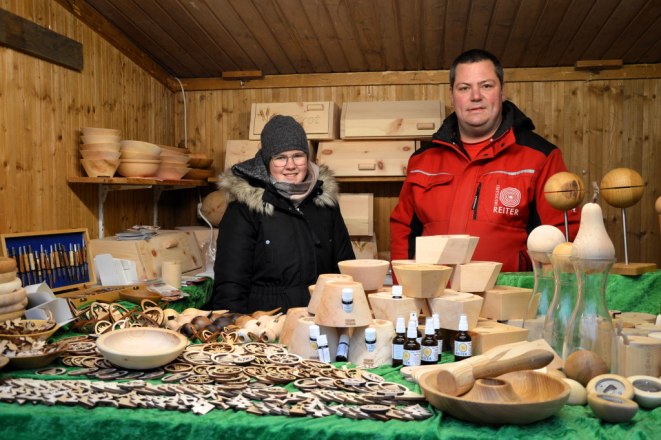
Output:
[340, 100, 443, 139]
[338, 193, 374, 236]
[249, 101, 339, 140]
[316, 140, 416, 177]
[610, 262, 657, 276]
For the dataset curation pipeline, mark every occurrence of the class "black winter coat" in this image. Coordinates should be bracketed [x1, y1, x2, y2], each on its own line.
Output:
[210, 161, 355, 314]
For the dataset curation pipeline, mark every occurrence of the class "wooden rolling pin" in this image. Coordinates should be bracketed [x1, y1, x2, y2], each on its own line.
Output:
[435, 349, 554, 396]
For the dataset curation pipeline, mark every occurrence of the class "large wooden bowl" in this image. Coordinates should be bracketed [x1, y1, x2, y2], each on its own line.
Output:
[337, 259, 389, 291]
[96, 327, 188, 370]
[419, 370, 570, 425]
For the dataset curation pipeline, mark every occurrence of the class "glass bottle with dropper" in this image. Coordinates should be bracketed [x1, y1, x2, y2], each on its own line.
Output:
[408, 311, 422, 344]
[432, 313, 443, 356]
[453, 314, 472, 361]
[391, 316, 406, 367]
[335, 332, 350, 362]
[402, 317, 421, 367]
[421, 317, 439, 365]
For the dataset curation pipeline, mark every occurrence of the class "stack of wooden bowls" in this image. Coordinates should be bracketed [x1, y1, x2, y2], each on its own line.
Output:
[157, 145, 191, 180]
[79, 127, 121, 177]
[118, 140, 161, 177]
[0, 257, 27, 321]
[185, 153, 215, 180]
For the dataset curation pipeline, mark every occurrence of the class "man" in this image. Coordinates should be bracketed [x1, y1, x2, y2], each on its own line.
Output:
[390, 49, 579, 272]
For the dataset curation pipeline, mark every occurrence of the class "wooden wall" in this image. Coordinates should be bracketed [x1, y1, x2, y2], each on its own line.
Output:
[174, 78, 661, 266]
[1, 0, 659, 269]
[0, 0, 176, 239]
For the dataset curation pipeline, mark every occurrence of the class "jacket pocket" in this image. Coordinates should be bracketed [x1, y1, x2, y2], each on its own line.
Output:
[406, 171, 455, 225]
[474, 169, 535, 230]
[407, 171, 453, 191]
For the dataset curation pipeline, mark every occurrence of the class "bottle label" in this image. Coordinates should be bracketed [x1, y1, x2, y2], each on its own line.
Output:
[309, 340, 318, 351]
[366, 340, 376, 352]
[421, 345, 439, 363]
[392, 343, 404, 360]
[454, 340, 472, 357]
[342, 301, 353, 313]
[402, 349, 421, 366]
[437, 340, 443, 354]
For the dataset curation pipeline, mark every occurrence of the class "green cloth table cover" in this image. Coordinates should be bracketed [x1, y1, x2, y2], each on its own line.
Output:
[1, 272, 659, 439]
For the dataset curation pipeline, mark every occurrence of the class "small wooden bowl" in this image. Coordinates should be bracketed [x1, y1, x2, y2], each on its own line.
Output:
[8, 346, 64, 370]
[337, 259, 389, 291]
[419, 370, 570, 425]
[0, 320, 60, 341]
[96, 327, 188, 370]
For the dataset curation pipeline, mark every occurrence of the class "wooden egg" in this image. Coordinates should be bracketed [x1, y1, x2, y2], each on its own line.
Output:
[544, 172, 585, 211]
[564, 350, 610, 386]
[600, 168, 645, 208]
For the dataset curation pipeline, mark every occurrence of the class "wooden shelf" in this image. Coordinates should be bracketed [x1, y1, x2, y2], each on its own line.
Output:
[67, 176, 209, 187]
[336, 176, 405, 183]
[68, 176, 211, 238]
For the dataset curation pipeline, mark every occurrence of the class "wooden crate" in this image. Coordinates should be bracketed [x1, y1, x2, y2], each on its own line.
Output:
[316, 140, 416, 177]
[338, 193, 374, 236]
[88, 230, 203, 281]
[340, 100, 443, 139]
[1, 229, 96, 292]
[249, 101, 340, 140]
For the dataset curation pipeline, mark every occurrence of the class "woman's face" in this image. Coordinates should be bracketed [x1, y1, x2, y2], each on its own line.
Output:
[269, 149, 308, 184]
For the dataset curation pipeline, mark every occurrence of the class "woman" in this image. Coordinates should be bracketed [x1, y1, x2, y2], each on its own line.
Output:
[211, 115, 355, 313]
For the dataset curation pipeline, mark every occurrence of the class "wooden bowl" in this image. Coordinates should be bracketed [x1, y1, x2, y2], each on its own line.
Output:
[120, 149, 160, 161]
[120, 140, 161, 156]
[188, 154, 213, 168]
[81, 134, 122, 144]
[80, 142, 121, 152]
[419, 370, 570, 425]
[117, 159, 160, 177]
[81, 127, 121, 137]
[8, 348, 64, 370]
[0, 319, 60, 341]
[118, 289, 162, 304]
[184, 167, 215, 180]
[81, 159, 120, 178]
[156, 165, 191, 180]
[337, 259, 389, 291]
[96, 327, 188, 370]
[80, 150, 121, 160]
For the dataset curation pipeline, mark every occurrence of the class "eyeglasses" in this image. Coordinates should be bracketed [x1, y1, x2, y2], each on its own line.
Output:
[271, 153, 308, 167]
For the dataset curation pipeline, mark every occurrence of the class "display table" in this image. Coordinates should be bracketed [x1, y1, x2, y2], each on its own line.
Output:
[1, 272, 660, 439]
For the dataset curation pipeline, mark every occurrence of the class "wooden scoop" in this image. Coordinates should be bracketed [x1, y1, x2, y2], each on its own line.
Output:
[435, 349, 554, 396]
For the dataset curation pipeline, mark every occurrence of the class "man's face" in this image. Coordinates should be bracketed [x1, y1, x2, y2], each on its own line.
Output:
[450, 60, 504, 142]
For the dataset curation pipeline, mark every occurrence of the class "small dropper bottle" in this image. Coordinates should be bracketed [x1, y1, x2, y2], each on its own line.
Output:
[402, 318, 421, 367]
[453, 314, 472, 361]
[335, 333, 350, 362]
[391, 316, 406, 367]
[421, 317, 439, 365]
[341, 288, 353, 313]
[365, 327, 377, 352]
[317, 334, 331, 363]
[391, 284, 403, 299]
[432, 313, 443, 355]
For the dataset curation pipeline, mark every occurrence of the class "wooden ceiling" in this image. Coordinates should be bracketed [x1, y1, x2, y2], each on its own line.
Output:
[70, 0, 661, 79]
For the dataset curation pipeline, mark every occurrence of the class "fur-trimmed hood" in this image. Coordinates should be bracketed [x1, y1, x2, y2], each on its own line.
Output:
[217, 162, 340, 216]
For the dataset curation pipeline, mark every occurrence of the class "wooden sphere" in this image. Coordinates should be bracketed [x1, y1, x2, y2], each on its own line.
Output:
[543, 172, 585, 211]
[600, 168, 645, 208]
[564, 350, 609, 386]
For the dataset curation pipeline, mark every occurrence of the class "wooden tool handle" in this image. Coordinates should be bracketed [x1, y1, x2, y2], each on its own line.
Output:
[472, 349, 554, 380]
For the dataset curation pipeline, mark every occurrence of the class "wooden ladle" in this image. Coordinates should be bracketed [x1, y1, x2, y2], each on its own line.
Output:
[435, 349, 554, 396]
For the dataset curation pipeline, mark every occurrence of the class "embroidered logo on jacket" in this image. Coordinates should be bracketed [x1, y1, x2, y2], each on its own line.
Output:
[493, 185, 521, 216]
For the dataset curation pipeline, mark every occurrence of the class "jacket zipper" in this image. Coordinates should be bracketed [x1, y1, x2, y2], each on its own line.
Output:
[472, 182, 482, 220]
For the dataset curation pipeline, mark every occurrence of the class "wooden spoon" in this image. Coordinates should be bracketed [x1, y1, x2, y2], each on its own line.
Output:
[435, 349, 554, 396]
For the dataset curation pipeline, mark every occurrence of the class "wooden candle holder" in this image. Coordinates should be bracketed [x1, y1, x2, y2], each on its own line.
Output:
[307, 273, 353, 315]
[348, 319, 395, 368]
[427, 290, 483, 330]
[415, 235, 478, 265]
[286, 316, 339, 360]
[313, 281, 373, 327]
[479, 285, 533, 321]
[618, 335, 661, 377]
[392, 264, 452, 298]
[278, 307, 311, 347]
[449, 261, 503, 293]
[367, 291, 428, 324]
[337, 259, 389, 292]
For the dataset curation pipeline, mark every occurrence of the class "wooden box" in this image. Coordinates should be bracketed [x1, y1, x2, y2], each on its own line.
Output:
[340, 100, 443, 139]
[479, 285, 533, 321]
[88, 230, 203, 281]
[338, 193, 373, 236]
[468, 318, 529, 355]
[249, 101, 339, 140]
[316, 140, 417, 177]
[225, 139, 316, 170]
[1, 228, 96, 292]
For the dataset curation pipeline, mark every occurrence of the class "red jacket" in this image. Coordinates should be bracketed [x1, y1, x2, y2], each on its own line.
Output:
[390, 101, 580, 272]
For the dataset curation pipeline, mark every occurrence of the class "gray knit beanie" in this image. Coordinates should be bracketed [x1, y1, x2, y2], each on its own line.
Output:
[259, 115, 309, 165]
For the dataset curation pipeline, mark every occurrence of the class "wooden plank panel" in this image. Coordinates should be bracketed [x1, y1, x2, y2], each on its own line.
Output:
[297, 0, 350, 72]
[396, 0, 422, 70]
[420, 0, 446, 70]
[538, 0, 596, 67]
[625, 14, 661, 62]
[321, 0, 369, 72]
[601, 1, 661, 61]
[483, 0, 522, 61]
[580, 0, 648, 60]
[518, 0, 573, 67]
[375, 0, 404, 71]
[463, 0, 495, 56]
[499, 0, 546, 67]
[443, 0, 471, 67]
[345, 0, 386, 70]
